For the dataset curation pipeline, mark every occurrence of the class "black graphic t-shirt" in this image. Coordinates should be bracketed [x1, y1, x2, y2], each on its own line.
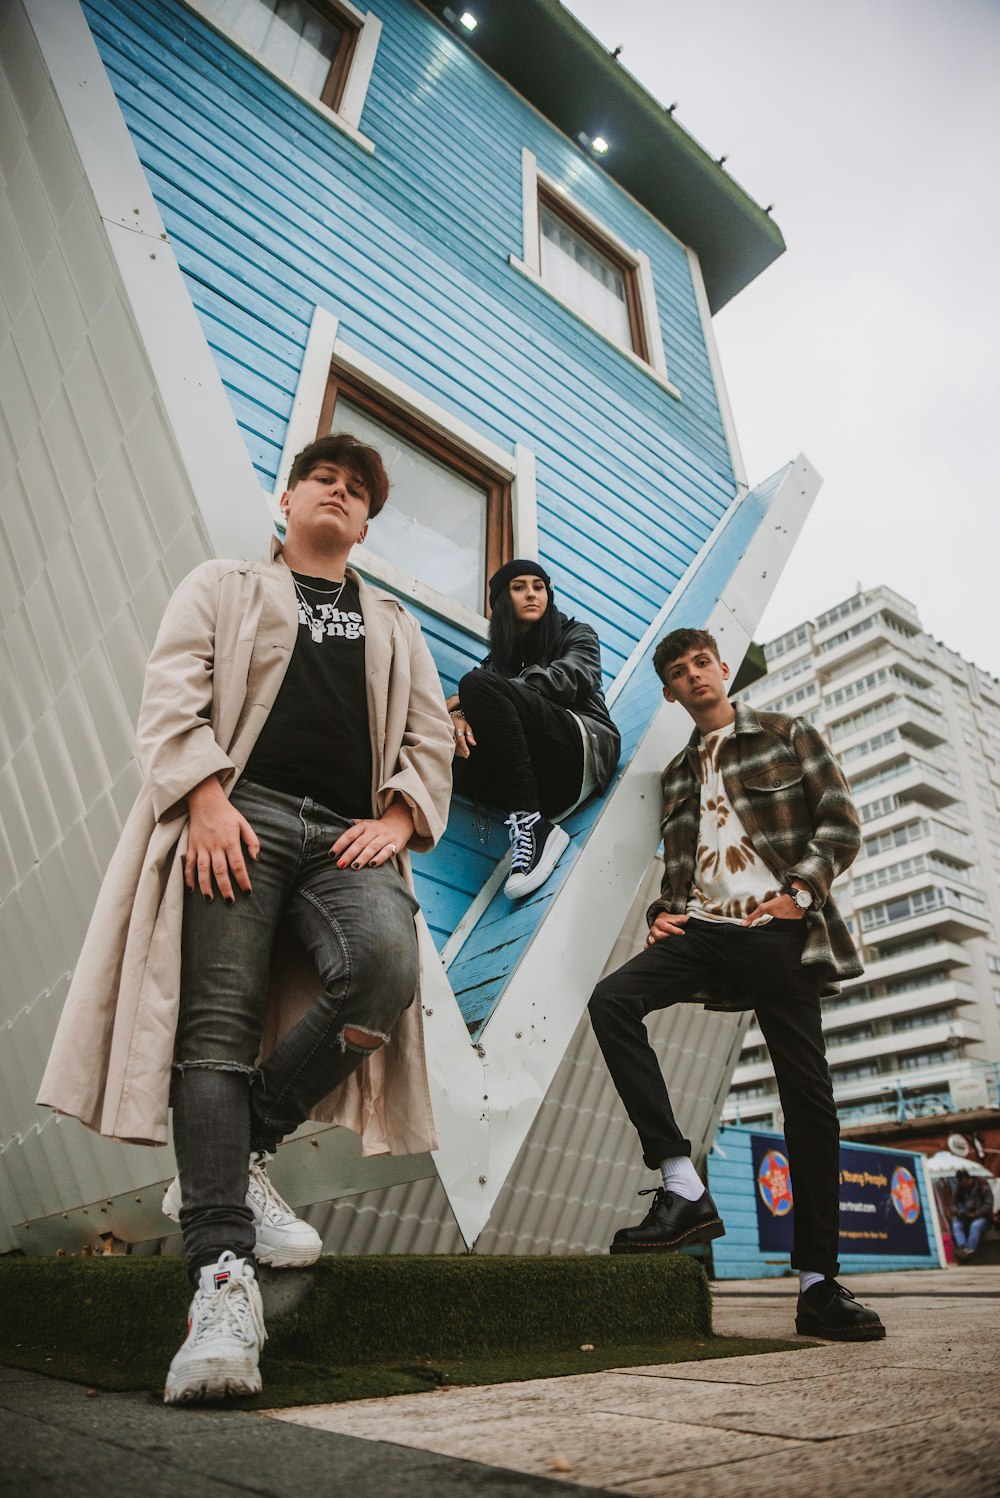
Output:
[243, 574, 373, 818]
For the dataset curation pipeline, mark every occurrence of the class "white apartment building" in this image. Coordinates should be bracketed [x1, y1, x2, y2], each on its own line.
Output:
[723, 586, 1000, 1129]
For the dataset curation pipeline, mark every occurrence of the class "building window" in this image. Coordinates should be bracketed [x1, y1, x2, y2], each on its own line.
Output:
[510, 150, 677, 395]
[183, 0, 380, 140]
[318, 370, 513, 616]
[537, 189, 648, 359]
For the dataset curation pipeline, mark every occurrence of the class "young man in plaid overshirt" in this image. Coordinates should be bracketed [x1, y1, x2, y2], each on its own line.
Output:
[589, 628, 885, 1341]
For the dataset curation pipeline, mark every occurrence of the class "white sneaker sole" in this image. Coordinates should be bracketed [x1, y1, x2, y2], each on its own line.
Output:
[162, 1184, 322, 1268]
[504, 826, 570, 899]
[164, 1355, 262, 1404]
[255, 1224, 322, 1267]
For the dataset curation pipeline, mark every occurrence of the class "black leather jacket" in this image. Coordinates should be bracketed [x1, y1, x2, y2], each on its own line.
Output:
[484, 612, 621, 791]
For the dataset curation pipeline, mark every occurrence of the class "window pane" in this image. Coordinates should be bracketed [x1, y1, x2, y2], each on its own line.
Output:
[539, 205, 632, 349]
[332, 397, 488, 614]
[200, 0, 340, 98]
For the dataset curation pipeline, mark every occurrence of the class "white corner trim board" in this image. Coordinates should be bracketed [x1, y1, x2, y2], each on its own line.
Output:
[22, 0, 268, 563]
[687, 245, 748, 494]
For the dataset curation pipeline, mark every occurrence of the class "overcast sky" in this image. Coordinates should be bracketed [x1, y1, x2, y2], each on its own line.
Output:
[564, 0, 1000, 677]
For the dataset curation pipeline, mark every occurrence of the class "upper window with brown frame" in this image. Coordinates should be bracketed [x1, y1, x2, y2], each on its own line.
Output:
[182, 0, 381, 144]
[318, 370, 514, 617]
[538, 186, 649, 361]
[510, 150, 679, 398]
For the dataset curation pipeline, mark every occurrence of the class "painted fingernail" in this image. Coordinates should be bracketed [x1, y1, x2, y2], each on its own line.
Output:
[351, 861, 361, 870]
[224, 896, 235, 906]
[203, 894, 213, 904]
[337, 859, 346, 868]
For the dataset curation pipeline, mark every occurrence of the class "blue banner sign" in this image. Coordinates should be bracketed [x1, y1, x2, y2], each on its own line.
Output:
[751, 1132, 930, 1257]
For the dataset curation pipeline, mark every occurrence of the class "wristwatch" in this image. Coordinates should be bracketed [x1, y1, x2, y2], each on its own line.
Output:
[790, 884, 814, 911]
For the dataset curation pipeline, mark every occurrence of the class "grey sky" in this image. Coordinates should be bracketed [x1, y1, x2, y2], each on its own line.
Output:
[564, 0, 1000, 676]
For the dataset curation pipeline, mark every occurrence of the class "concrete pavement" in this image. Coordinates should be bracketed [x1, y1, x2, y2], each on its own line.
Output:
[4, 1266, 998, 1497]
[272, 1265, 1000, 1496]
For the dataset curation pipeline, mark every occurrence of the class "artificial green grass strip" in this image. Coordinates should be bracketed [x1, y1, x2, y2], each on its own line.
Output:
[0, 1253, 710, 1364]
[0, 1253, 795, 1406]
[0, 1337, 811, 1408]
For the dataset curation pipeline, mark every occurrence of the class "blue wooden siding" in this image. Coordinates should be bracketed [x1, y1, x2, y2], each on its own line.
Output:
[81, 0, 735, 675]
[80, 0, 747, 977]
[708, 1126, 943, 1279]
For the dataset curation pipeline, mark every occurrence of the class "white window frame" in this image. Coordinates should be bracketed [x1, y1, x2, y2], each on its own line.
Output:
[509, 148, 679, 400]
[272, 306, 538, 639]
[178, 0, 381, 154]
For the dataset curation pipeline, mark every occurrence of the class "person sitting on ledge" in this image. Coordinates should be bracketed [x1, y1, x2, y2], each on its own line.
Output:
[448, 559, 620, 900]
[951, 1168, 994, 1260]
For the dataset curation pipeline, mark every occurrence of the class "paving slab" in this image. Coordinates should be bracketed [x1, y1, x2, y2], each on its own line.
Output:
[267, 1265, 1000, 1496]
[0, 1370, 615, 1498]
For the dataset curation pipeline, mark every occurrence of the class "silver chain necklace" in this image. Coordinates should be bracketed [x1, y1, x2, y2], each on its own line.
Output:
[293, 574, 347, 644]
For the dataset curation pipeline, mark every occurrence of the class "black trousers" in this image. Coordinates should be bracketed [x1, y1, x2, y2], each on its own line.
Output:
[589, 918, 841, 1276]
[452, 668, 584, 818]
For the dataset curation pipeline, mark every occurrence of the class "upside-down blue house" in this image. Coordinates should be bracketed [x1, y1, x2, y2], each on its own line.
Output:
[1, 0, 820, 1253]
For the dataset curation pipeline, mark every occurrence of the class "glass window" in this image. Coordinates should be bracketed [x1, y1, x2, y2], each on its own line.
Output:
[317, 375, 512, 615]
[537, 191, 648, 359]
[197, 0, 359, 110]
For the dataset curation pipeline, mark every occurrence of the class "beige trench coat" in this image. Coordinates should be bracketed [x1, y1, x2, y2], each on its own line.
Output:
[37, 540, 454, 1153]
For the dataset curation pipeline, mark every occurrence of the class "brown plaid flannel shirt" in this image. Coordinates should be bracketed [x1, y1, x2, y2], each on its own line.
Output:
[646, 701, 863, 1006]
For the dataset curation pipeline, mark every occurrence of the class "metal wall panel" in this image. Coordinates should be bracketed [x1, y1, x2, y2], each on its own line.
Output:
[0, 0, 218, 1251]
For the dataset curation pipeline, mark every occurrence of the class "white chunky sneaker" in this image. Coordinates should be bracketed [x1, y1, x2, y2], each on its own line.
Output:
[246, 1151, 323, 1266]
[503, 811, 569, 900]
[161, 1152, 322, 1268]
[164, 1252, 265, 1404]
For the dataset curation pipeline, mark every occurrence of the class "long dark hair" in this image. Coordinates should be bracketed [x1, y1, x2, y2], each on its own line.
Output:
[488, 588, 562, 677]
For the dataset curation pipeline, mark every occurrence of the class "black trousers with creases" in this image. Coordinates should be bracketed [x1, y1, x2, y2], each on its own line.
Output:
[589, 917, 841, 1276]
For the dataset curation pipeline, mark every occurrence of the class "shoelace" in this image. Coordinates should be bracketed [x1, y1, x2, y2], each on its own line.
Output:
[190, 1273, 266, 1350]
[637, 1186, 673, 1211]
[505, 811, 541, 874]
[248, 1153, 298, 1225]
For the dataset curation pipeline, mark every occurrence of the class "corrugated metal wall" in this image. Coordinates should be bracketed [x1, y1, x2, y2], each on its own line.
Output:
[0, 0, 218, 1251]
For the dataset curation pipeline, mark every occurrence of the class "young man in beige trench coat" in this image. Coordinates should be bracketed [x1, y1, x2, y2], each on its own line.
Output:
[38, 433, 454, 1403]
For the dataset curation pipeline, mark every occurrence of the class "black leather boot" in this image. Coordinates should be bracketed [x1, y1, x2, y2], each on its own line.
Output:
[609, 1186, 725, 1254]
[795, 1278, 886, 1340]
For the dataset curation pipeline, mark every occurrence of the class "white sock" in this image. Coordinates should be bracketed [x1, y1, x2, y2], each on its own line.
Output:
[660, 1156, 704, 1201]
[799, 1270, 825, 1293]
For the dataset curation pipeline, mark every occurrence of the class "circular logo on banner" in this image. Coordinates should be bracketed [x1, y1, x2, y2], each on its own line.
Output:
[890, 1166, 921, 1224]
[757, 1150, 794, 1217]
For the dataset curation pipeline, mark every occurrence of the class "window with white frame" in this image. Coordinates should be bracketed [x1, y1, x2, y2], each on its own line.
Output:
[511, 150, 676, 394]
[182, 0, 380, 140]
[317, 370, 513, 617]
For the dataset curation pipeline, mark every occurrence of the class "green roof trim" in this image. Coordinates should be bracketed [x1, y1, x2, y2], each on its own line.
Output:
[420, 0, 785, 310]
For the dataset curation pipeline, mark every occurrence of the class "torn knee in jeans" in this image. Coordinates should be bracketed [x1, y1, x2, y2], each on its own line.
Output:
[172, 1060, 259, 1078]
[340, 1026, 389, 1054]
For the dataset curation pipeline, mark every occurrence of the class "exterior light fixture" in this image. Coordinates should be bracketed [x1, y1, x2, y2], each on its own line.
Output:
[576, 131, 611, 157]
[443, 6, 478, 30]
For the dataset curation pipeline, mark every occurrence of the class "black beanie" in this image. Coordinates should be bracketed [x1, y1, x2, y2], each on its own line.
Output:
[488, 558, 553, 608]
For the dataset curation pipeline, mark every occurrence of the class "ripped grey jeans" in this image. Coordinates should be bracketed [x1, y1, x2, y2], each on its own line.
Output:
[172, 779, 419, 1279]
